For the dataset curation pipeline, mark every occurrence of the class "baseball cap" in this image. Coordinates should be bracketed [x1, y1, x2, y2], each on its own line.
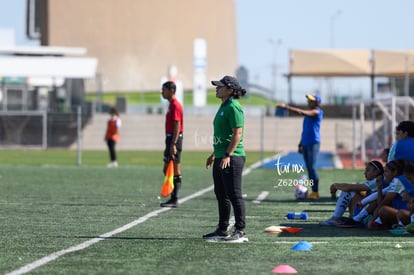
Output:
[211, 75, 240, 89]
[306, 94, 322, 103]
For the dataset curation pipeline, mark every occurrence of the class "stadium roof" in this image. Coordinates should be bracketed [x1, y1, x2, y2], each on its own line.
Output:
[0, 46, 97, 79]
[285, 49, 414, 101]
[0, 56, 98, 78]
[0, 45, 87, 56]
[288, 49, 414, 77]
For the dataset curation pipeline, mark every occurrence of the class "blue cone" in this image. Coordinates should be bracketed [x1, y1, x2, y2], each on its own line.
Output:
[290, 241, 312, 251]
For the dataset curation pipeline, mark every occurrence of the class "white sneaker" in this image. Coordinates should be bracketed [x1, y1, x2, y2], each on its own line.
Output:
[224, 229, 249, 243]
[107, 161, 118, 168]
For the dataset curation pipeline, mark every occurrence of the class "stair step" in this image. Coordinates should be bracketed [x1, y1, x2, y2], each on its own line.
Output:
[75, 114, 360, 152]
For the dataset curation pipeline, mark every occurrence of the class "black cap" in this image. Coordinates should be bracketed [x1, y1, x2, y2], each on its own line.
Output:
[211, 75, 240, 90]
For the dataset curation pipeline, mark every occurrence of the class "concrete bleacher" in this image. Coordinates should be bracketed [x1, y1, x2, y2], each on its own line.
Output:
[76, 111, 362, 154]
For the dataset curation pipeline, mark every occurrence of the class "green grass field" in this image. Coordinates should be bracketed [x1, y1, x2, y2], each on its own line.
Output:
[85, 91, 276, 107]
[1, 150, 413, 274]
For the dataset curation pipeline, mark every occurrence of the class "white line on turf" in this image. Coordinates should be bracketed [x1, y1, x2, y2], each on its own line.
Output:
[5, 206, 170, 275]
[360, 241, 414, 244]
[6, 186, 215, 275]
[7, 160, 262, 275]
[273, 241, 414, 245]
[253, 191, 269, 204]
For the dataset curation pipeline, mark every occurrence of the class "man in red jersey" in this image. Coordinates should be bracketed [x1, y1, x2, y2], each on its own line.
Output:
[160, 81, 184, 207]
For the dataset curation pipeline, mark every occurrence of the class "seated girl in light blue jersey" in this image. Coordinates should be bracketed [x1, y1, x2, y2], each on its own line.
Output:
[366, 159, 406, 229]
[382, 160, 414, 231]
[336, 159, 405, 229]
[319, 161, 384, 226]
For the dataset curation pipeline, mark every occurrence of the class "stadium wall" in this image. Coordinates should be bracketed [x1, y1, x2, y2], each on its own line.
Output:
[40, 0, 238, 93]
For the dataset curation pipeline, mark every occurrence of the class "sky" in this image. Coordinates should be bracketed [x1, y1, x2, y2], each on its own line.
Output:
[236, 0, 414, 103]
[1, 0, 414, 103]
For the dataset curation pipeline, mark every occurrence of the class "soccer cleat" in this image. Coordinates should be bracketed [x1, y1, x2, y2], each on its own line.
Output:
[224, 229, 249, 243]
[335, 217, 362, 228]
[160, 199, 178, 208]
[307, 192, 320, 199]
[319, 216, 339, 226]
[202, 228, 229, 241]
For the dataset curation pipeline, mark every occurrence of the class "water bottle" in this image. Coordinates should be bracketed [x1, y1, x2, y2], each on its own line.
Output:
[286, 212, 308, 220]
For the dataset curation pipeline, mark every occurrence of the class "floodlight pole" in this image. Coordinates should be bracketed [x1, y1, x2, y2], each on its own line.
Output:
[268, 38, 282, 101]
[43, 111, 47, 149]
[329, 10, 342, 48]
[329, 10, 342, 104]
[77, 106, 82, 166]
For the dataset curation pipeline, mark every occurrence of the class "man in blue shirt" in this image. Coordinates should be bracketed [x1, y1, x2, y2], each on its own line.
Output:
[277, 94, 323, 199]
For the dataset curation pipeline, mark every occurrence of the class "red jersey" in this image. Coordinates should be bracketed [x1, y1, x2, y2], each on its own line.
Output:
[105, 116, 121, 142]
[165, 98, 183, 134]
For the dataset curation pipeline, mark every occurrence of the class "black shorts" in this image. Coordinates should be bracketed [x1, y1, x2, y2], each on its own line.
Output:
[164, 133, 183, 163]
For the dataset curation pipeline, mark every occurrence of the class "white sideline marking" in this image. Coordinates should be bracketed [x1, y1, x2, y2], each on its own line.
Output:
[273, 241, 414, 245]
[253, 191, 269, 204]
[7, 161, 259, 275]
[360, 241, 414, 244]
[5, 206, 170, 275]
[6, 188, 213, 275]
[273, 240, 414, 245]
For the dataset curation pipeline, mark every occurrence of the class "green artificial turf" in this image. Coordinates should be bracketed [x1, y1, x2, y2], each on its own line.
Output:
[85, 91, 276, 107]
[0, 151, 412, 275]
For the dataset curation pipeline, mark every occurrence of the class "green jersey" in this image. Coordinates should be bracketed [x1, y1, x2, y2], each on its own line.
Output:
[213, 98, 245, 158]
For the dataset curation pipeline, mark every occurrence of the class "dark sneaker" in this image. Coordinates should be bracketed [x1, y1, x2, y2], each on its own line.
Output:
[367, 220, 390, 230]
[160, 199, 178, 208]
[224, 229, 249, 243]
[202, 228, 229, 241]
[336, 217, 362, 228]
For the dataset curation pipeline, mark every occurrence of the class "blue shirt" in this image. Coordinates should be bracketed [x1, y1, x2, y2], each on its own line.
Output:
[300, 107, 323, 146]
[388, 137, 414, 162]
